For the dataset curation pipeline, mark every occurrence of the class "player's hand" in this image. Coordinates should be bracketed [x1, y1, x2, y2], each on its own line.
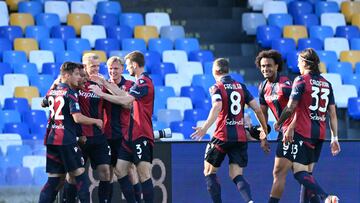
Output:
[89, 84, 104, 97]
[273, 122, 280, 132]
[283, 127, 294, 144]
[330, 140, 341, 156]
[90, 75, 106, 86]
[260, 139, 270, 154]
[190, 126, 206, 141]
[95, 119, 103, 130]
[78, 136, 87, 145]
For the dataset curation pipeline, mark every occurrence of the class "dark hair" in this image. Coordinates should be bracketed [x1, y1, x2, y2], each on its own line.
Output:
[213, 58, 230, 74]
[60, 62, 82, 75]
[125, 51, 145, 67]
[299, 48, 320, 74]
[255, 50, 283, 72]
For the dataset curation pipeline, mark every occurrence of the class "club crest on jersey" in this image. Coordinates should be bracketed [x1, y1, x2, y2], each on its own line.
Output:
[139, 79, 145, 84]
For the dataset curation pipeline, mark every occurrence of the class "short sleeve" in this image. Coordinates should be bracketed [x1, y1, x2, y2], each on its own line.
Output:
[68, 90, 81, 114]
[328, 83, 335, 105]
[242, 84, 254, 104]
[258, 82, 267, 105]
[129, 78, 148, 99]
[290, 76, 305, 101]
[280, 79, 292, 98]
[209, 84, 222, 103]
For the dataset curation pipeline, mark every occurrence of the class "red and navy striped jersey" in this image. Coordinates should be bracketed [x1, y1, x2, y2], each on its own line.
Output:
[259, 75, 293, 133]
[290, 73, 335, 140]
[103, 76, 134, 140]
[127, 72, 154, 143]
[77, 80, 104, 137]
[211, 75, 254, 142]
[44, 83, 81, 145]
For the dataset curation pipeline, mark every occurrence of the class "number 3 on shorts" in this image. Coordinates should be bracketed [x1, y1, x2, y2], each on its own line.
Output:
[136, 144, 142, 156]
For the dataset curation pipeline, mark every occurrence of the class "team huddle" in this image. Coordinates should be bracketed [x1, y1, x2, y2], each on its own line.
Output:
[38, 48, 341, 203]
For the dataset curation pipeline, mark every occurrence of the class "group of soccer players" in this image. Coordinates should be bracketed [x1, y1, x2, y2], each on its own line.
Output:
[191, 48, 341, 203]
[39, 51, 155, 203]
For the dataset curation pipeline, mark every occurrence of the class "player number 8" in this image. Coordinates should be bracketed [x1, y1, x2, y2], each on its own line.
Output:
[230, 91, 241, 115]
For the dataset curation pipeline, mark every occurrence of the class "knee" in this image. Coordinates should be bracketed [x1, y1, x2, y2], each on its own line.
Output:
[97, 165, 111, 181]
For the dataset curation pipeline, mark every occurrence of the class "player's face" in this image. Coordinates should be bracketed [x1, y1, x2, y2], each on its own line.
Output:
[108, 61, 123, 81]
[85, 59, 100, 76]
[69, 68, 81, 88]
[297, 55, 307, 75]
[77, 68, 87, 88]
[125, 59, 136, 77]
[260, 58, 278, 80]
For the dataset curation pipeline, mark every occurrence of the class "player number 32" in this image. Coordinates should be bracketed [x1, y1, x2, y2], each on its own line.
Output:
[48, 96, 65, 120]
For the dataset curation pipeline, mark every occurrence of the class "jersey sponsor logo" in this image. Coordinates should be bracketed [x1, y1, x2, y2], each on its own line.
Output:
[51, 123, 65, 129]
[265, 94, 279, 101]
[78, 90, 100, 98]
[310, 79, 329, 88]
[225, 118, 244, 126]
[224, 83, 242, 90]
[48, 90, 67, 96]
[309, 112, 326, 121]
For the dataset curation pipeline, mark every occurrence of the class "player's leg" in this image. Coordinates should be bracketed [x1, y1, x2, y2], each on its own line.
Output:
[62, 174, 77, 203]
[97, 164, 112, 203]
[128, 164, 142, 203]
[136, 161, 153, 203]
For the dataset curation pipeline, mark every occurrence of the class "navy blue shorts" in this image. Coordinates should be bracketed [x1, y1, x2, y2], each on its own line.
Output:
[80, 136, 111, 169]
[46, 143, 85, 174]
[204, 137, 248, 168]
[107, 138, 122, 166]
[118, 137, 153, 165]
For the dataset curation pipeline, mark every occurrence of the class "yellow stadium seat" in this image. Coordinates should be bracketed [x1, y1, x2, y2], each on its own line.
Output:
[319, 62, 327, 73]
[14, 38, 39, 58]
[10, 13, 34, 31]
[6, 0, 25, 11]
[352, 14, 360, 30]
[340, 50, 360, 69]
[14, 86, 40, 105]
[341, 1, 360, 23]
[83, 50, 107, 63]
[67, 13, 91, 35]
[283, 25, 308, 45]
[134, 26, 159, 44]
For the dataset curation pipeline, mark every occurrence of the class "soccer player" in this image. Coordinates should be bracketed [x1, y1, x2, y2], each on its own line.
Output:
[191, 58, 270, 203]
[39, 62, 102, 203]
[274, 48, 341, 203]
[90, 51, 155, 203]
[255, 50, 294, 203]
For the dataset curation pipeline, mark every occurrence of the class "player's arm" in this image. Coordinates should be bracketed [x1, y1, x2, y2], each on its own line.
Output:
[103, 80, 127, 96]
[248, 100, 268, 136]
[260, 104, 269, 123]
[72, 113, 103, 129]
[328, 104, 340, 156]
[275, 99, 298, 129]
[89, 84, 134, 108]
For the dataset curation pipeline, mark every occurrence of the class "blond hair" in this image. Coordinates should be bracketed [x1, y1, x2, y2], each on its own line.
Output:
[107, 56, 124, 67]
[82, 53, 99, 65]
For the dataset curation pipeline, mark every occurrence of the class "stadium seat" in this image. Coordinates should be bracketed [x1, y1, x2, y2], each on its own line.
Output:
[67, 13, 92, 35]
[18, 1, 42, 17]
[66, 38, 91, 54]
[229, 73, 244, 83]
[35, 13, 61, 29]
[0, 168, 4, 185]
[351, 38, 360, 50]
[242, 13, 266, 35]
[121, 38, 146, 52]
[41, 62, 61, 79]
[13, 63, 38, 78]
[335, 26, 360, 40]
[309, 25, 334, 42]
[4, 97, 29, 114]
[81, 25, 106, 48]
[25, 26, 49, 42]
[3, 123, 30, 139]
[288, 1, 313, 19]
[71, 1, 96, 19]
[315, 1, 339, 16]
[316, 50, 338, 68]
[283, 25, 308, 44]
[160, 25, 185, 42]
[324, 37, 349, 58]
[341, 1, 360, 23]
[149, 74, 163, 86]
[184, 108, 208, 124]
[297, 38, 323, 51]
[352, 14, 360, 30]
[5, 0, 22, 11]
[6, 166, 32, 186]
[96, 1, 122, 15]
[83, 50, 107, 63]
[333, 84, 358, 108]
[170, 121, 193, 138]
[256, 25, 282, 48]
[152, 121, 167, 131]
[7, 144, 32, 159]
[44, 1, 69, 23]
[3, 73, 29, 95]
[22, 155, 46, 175]
[144, 51, 161, 70]
[55, 51, 81, 63]
[343, 74, 360, 91]
[2, 50, 26, 65]
[180, 86, 207, 105]
[348, 97, 360, 120]
[30, 122, 47, 136]
[0, 1, 9, 26]
[268, 14, 293, 30]
[294, 14, 319, 27]
[167, 97, 193, 118]
[30, 74, 53, 96]
[194, 97, 212, 111]
[10, 13, 34, 31]
[321, 13, 346, 32]
[119, 13, 144, 30]
[40, 38, 65, 54]
[31, 97, 48, 116]
[262, 1, 287, 19]
[134, 25, 159, 44]
[0, 26, 22, 42]
[162, 50, 188, 72]
[248, 0, 267, 11]
[203, 62, 213, 75]
[0, 133, 22, 155]
[271, 38, 296, 60]
[29, 50, 55, 73]
[192, 74, 216, 93]
[286, 51, 301, 73]
[175, 38, 200, 55]
[14, 86, 40, 104]
[0, 38, 12, 60]
[109, 50, 130, 59]
[93, 13, 118, 28]
[157, 109, 182, 127]
[50, 26, 76, 41]
[327, 62, 353, 82]
[165, 73, 191, 96]
[33, 166, 47, 185]
[0, 110, 21, 124]
[145, 12, 171, 32]
[151, 62, 176, 78]
[148, 38, 173, 55]
[14, 38, 39, 57]
[0, 85, 12, 106]
[188, 50, 214, 64]
[340, 50, 360, 68]
[321, 73, 342, 87]
[106, 25, 133, 41]
[0, 63, 12, 85]
[95, 39, 120, 55]
[196, 120, 214, 138]
[356, 63, 360, 74]
[178, 61, 203, 82]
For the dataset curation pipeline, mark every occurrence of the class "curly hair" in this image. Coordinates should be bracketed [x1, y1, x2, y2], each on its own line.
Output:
[255, 50, 283, 72]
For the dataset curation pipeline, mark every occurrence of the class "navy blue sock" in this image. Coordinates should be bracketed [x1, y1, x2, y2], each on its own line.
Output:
[63, 181, 77, 203]
[75, 173, 90, 203]
[268, 197, 280, 203]
[141, 178, 154, 203]
[294, 171, 328, 200]
[205, 174, 222, 203]
[108, 182, 114, 203]
[98, 181, 111, 203]
[233, 175, 252, 202]
[133, 183, 142, 203]
[118, 176, 136, 203]
[39, 177, 62, 203]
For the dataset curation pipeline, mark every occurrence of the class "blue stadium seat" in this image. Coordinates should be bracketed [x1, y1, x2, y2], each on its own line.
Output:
[193, 97, 212, 111]
[18, 1, 43, 16]
[40, 38, 65, 54]
[316, 50, 338, 66]
[96, 1, 122, 15]
[242, 13, 266, 35]
[268, 14, 293, 30]
[287, 51, 301, 73]
[93, 13, 119, 28]
[315, 1, 339, 16]
[335, 26, 360, 40]
[170, 121, 193, 138]
[152, 121, 167, 131]
[22, 110, 47, 126]
[6, 166, 32, 186]
[106, 25, 133, 41]
[180, 86, 207, 105]
[157, 109, 182, 126]
[271, 38, 296, 60]
[35, 13, 61, 29]
[188, 50, 214, 64]
[356, 63, 360, 74]
[351, 38, 360, 50]
[25, 26, 50, 42]
[153, 100, 166, 120]
[0, 63, 12, 85]
[151, 62, 176, 78]
[154, 86, 175, 103]
[229, 73, 244, 83]
[0, 38, 12, 61]
[297, 38, 323, 51]
[3, 51, 27, 65]
[174, 38, 200, 55]
[294, 14, 319, 27]
[327, 62, 353, 82]
[247, 85, 259, 97]
[256, 25, 282, 48]
[119, 13, 144, 30]
[109, 50, 130, 58]
[191, 74, 215, 94]
[13, 63, 38, 78]
[348, 97, 360, 120]
[33, 166, 47, 185]
[66, 38, 91, 54]
[288, 1, 313, 19]
[0, 168, 5, 185]
[0, 110, 21, 125]
[150, 74, 163, 86]
[4, 98, 29, 114]
[121, 38, 146, 52]
[55, 51, 81, 63]
[50, 26, 76, 41]
[3, 123, 30, 139]
[184, 109, 208, 124]
[0, 26, 22, 42]
[0, 156, 22, 170]
[144, 51, 161, 70]
[98, 63, 109, 78]
[7, 145, 32, 159]
[95, 39, 120, 55]
[148, 38, 173, 55]
[160, 25, 185, 42]
[343, 74, 360, 91]
[309, 25, 334, 42]
[41, 62, 61, 79]
[30, 122, 47, 136]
